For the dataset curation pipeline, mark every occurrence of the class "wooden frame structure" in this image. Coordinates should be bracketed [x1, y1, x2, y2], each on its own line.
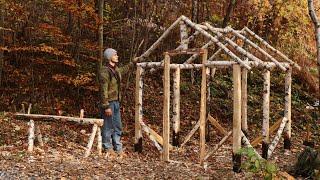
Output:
[12, 105, 103, 158]
[133, 15, 300, 172]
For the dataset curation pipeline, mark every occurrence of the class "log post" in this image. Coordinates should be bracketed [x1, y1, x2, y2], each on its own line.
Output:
[199, 49, 208, 165]
[134, 66, 144, 152]
[162, 53, 170, 161]
[27, 120, 35, 153]
[172, 67, 181, 147]
[97, 127, 102, 155]
[284, 67, 292, 150]
[27, 104, 32, 114]
[80, 109, 84, 118]
[241, 67, 248, 135]
[27, 104, 35, 152]
[232, 64, 242, 173]
[262, 69, 270, 159]
[85, 124, 98, 157]
[21, 104, 26, 113]
[27, 104, 44, 147]
[206, 68, 211, 142]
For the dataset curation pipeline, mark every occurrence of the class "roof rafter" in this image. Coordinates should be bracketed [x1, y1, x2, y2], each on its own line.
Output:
[181, 15, 251, 70]
[243, 27, 301, 70]
[134, 15, 298, 72]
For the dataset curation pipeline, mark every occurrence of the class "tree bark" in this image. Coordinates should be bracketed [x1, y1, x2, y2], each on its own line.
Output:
[199, 49, 208, 165]
[162, 53, 170, 161]
[0, 7, 4, 87]
[172, 68, 181, 147]
[98, 0, 104, 71]
[28, 120, 35, 153]
[232, 64, 242, 173]
[308, 0, 320, 110]
[181, 16, 251, 70]
[222, 0, 237, 28]
[134, 66, 144, 152]
[262, 69, 270, 159]
[192, 0, 199, 24]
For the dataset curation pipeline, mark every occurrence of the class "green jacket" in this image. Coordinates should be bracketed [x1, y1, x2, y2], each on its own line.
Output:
[99, 62, 133, 109]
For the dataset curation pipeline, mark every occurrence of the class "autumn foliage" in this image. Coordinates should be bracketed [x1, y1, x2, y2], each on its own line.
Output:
[0, 0, 318, 116]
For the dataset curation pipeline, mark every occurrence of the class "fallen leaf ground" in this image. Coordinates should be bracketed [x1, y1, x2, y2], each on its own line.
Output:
[0, 114, 318, 179]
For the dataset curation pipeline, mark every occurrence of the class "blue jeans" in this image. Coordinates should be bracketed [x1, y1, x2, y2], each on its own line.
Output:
[100, 101, 122, 152]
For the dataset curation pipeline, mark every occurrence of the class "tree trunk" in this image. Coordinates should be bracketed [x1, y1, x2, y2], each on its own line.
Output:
[162, 53, 170, 161]
[308, 0, 320, 114]
[190, 0, 199, 85]
[0, 7, 4, 87]
[192, 0, 199, 24]
[98, 0, 104, 72]
[67, 11, 73, 34]
[222, 0, 237, 28]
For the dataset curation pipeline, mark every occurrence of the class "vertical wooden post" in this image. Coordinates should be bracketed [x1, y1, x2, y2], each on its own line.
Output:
[179, 21, 188, 49]
[85, 124, 98, 157]
[27, 104, 32, 114]
[80, 109, 84, 118]
[97, 127, 102, 155]
[284, 67, 292, 150]
[27, 120, 35, 153]
[134, 66, 144, 152]
[205, 68, 211, 142]
[262, 69, 270, 159]
[172, 67, 181, 147]
[232, 64, 241, 173]
[206, 67, 216, 142]
[199, 49, 208, 165]
[241, 67, 248, 135]
[21, 104, 26, 113]
[162, 53, 170, 161]
[27, 104, 35, 152]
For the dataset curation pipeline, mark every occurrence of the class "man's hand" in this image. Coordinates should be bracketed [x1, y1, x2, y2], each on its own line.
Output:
[105, 108, 112, 116]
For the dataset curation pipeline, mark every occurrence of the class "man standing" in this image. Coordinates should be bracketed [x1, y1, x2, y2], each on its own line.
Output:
[99, 48, 132, 158]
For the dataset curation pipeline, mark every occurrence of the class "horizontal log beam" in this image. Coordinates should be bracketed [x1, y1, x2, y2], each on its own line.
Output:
[14, 113, 104, 126]
[166, 48, 204, 56]
[138, 61, 291, 71]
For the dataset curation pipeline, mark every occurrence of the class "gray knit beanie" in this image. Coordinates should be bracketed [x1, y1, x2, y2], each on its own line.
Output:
[104, 48, 117, 60]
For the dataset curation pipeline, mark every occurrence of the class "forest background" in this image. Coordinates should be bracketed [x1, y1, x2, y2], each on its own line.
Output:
[0, 0, 318, 116]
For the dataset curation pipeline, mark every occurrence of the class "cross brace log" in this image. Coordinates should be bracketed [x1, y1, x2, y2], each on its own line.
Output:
[180, 120, 200, 147]
[204, 131, 232, 160]
[140, 121, 173, 150]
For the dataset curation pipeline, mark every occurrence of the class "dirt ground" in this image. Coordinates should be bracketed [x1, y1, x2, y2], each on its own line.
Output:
[0, 115, 318, 179]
